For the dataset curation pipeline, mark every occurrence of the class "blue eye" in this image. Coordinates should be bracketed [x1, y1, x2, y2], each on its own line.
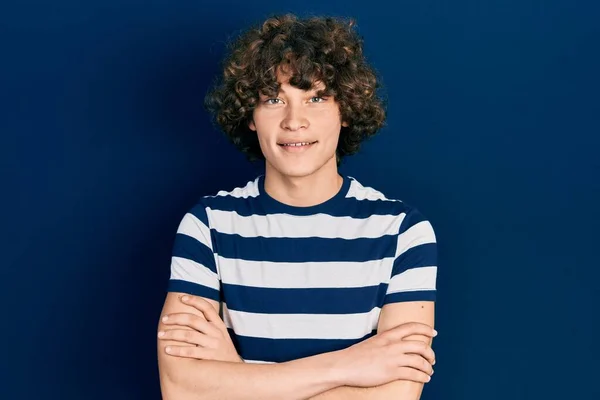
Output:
[310, 97, 326, 103]
[264, 98, 282, 105]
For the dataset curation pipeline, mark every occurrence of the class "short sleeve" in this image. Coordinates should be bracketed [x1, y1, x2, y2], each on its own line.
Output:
[167, 203, 220, 302]
[383, 207, 438, 305]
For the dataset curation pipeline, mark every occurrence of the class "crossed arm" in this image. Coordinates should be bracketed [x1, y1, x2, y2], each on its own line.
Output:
[157, 292, 435, 400]
[310, 300, 435, 400]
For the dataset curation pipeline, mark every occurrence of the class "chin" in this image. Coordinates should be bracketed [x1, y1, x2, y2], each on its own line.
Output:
[278, 165, 320, 178]
[270, 159, 328, 179]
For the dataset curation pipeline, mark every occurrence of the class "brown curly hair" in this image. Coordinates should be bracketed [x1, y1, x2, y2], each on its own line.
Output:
[204, 14, 386, 164]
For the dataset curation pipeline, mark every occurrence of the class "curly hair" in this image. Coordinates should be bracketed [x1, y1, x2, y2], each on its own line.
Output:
[204, 14, 386, 164]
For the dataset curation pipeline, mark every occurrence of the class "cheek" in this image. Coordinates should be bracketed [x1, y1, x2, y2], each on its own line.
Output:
[315, 111, 343, 139]
[253, 114, 279, 143]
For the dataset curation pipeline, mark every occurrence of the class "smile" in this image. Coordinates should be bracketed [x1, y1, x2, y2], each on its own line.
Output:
[278, 141, 318, 147]
[277, 140, 318, 152]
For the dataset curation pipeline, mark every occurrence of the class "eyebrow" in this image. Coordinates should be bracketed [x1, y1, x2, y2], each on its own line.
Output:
[277, 85, 327, 94]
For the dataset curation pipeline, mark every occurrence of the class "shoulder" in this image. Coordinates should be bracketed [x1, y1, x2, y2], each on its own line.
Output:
[345, 176, 421, 215]
[345, 176, 436, 236]
[175, 176, 262, 234]
[189, 176, 261, 210]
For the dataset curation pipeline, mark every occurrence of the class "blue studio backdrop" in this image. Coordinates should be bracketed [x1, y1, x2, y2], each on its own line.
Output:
[2, 0, 599, 399]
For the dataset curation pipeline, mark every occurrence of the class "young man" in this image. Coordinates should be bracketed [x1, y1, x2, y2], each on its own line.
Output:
[157, 14, 439, 400]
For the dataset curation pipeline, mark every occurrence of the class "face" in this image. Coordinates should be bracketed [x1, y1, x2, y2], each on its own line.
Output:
[248, 76, 348, 179]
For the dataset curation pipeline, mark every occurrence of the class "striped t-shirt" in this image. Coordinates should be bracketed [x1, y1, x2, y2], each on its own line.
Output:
[167, 174, 438, 364]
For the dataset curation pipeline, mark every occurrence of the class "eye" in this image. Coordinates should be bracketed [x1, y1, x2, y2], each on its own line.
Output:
[264, 98, 283, 105]
[310, 96, 327, 103]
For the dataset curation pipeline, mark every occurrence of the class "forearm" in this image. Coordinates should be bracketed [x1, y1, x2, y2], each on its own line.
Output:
[310, 330, 431, 400]
[159, 350, 345, 400]
[309, 381, 424, 400]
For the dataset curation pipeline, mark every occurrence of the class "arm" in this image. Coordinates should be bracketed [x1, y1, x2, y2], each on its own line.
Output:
[157, 292, 345, 400]
[310, 207, 439, 399]
[158, 293, 436, 400]
[309, 301, 435, 400]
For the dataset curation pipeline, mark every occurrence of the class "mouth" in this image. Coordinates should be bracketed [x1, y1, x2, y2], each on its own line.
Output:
[277, 140, 318, 153]
[277, 140, 318, 147]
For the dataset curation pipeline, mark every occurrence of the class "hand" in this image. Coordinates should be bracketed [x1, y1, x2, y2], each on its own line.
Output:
[334, 322, 437, 388]
[158, 295, 243, 363]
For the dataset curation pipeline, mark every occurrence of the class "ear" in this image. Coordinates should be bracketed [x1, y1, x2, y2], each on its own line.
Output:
[249, 119, 256, 131]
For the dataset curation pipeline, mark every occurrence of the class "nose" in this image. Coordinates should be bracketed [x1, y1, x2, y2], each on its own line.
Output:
[281, 104, 309, 131]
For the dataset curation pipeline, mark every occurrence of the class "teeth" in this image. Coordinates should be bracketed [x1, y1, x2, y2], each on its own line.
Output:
[281, 142, 313, 147]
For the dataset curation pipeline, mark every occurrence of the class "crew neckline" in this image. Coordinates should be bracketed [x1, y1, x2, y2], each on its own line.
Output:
[257, 174, 351, 215]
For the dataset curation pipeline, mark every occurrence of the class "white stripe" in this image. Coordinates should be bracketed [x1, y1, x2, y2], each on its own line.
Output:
[213, 177, 260, 199]
[170, 256, 220, 290]
[222, 306, 380, 340]
[218, 256, 394, 288]
[177, 212, 212, 251]
[243, 359, 275, 364]
[395, 220, 436, 258]
[208, 209, 403, 239]
[387, 266, 437, 294]
[346, 178, 400, 202]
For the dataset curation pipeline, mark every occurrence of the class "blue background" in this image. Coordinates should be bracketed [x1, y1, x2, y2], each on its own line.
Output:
[2, 0, 599, 399]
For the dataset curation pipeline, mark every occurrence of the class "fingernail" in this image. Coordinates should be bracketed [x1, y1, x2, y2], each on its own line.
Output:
[433, 329, 438, 336]
[158, 331, 165, 337]
[162, 315, 168, 322]
[165, 346, 171, 353]
[181, 296, 189, 302]
[427, 375, 431, 382]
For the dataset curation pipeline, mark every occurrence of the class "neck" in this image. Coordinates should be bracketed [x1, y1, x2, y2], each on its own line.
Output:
[263, 158, 343, 207]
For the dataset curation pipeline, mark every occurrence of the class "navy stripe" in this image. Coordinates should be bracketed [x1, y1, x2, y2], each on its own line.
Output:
[167, 279, 220, 302]
[392, 243, 437, 275]
[172, 233, 217, 274]
[202, 195, 264, 216]
[202, 194, 408, 219]
[398, 207, 428, 234]
[337, 197, 408, 219]
[230, 329, 376, 363]
[384, 290, 436, 304]
[188, 204, 210, 227]
[214, 233, 397, 262]
[223, 284, 388, 314]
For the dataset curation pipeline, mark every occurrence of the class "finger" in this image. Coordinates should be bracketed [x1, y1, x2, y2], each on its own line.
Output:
[399, 354, 434, 376]
[383, 322, 437, 341]
[180, 296, 222, 324]
[158, 329, 218, 348]
[162, 313, 222, 337]
[395, 340, 436, 364]
[179, 295, 219, 320]
[396, 366, 433, 384]
[165, 345, 213, 360]
[180, 296, 229, 335]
